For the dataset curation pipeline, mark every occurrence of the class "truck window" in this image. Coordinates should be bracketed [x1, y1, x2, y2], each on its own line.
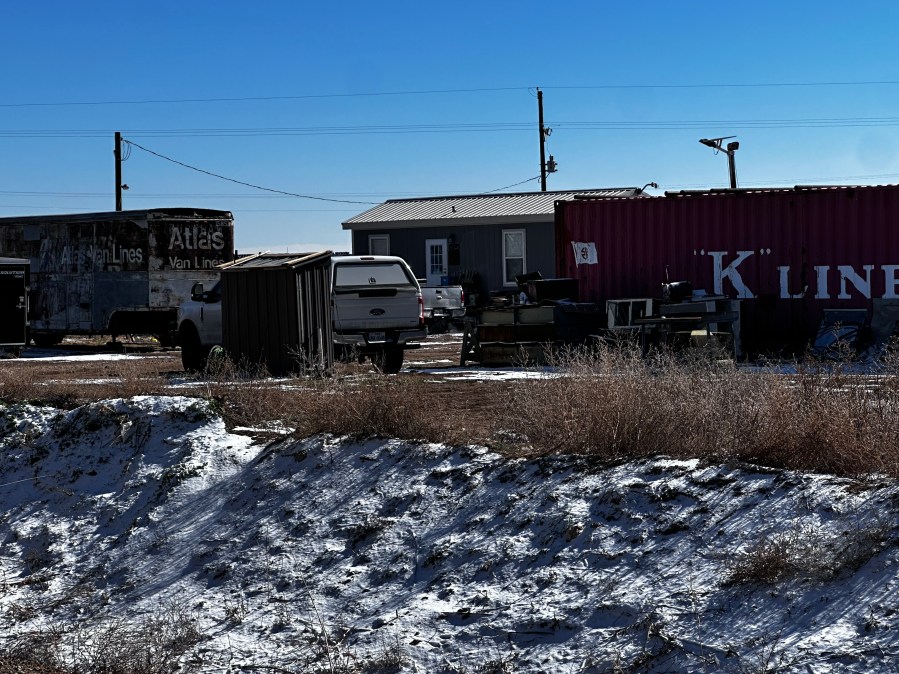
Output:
[334, 263, 416, 288]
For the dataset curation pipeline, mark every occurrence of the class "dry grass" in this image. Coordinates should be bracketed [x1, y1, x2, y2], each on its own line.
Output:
[0, 600, 203, 674]
[725, 520, 891, 585]
[175, 355, 468, 444]
[501, 341, 899, 477]
[3, 339, 899, 477]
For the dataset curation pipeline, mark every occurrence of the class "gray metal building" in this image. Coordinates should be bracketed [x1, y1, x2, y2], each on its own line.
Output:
[342, 188, 643, 302]
[220, 251, 333, 376]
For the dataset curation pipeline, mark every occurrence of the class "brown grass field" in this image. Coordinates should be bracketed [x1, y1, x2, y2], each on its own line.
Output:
[3, 332, 899, 478]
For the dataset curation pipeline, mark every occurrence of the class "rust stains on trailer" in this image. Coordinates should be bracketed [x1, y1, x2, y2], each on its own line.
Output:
[0, 208, 235, 337]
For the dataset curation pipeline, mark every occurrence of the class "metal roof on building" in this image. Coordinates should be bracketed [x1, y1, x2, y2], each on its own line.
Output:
[660, 184, 899, 198]
[220, 251, 332, 270]
[0, 208, 233, 225]
[342, 188, 644, 229]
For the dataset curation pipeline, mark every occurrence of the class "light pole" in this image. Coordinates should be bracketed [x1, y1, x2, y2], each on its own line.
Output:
[699, 136, 739, 189]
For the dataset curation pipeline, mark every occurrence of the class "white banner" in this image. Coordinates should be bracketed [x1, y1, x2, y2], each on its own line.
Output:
[571, 241, 598, 265]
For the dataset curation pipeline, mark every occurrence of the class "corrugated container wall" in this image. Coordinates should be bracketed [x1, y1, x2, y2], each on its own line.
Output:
[220, 252, 333, 376]
[556, 185, 899, 354]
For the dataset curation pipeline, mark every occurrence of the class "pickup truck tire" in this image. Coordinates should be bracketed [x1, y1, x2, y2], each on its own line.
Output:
[372, 347, 404, 374]
[179, 322, 211, 372]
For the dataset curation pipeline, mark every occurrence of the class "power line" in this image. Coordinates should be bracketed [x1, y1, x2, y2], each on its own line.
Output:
[121, 142, 548, 205]
[550, 80, 899, 91]
[0, 204, 358, 213]
[6, 114, 899, 140]
[123, 140, 380, 205]
[7, 165, 899, 208]
[3, 80, 899, 107]
[208, 208, 360, 213]
[0, 123, 535, 138]
[554, 117, 899, 130]
[650, 171, 899, 190]
[0, 87, 526, 108]
[0, 189, 448, 199]
[481, 176, 541, 193]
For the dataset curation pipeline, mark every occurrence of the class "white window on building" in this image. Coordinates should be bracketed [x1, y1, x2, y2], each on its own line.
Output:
[502, 229, 526, 286]
[368, 234, 389, 256]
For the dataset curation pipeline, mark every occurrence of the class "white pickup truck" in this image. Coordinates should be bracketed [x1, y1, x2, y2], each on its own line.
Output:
[177, 254, 425, 374]
[331, 255, 426, 373]
[176, 280, 223, 372]
[419, 283, 465, 334]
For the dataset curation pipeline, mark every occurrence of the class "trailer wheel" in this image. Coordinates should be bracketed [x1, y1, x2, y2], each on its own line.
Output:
[31, 334, 64, 348]
[179, 323, 210, 372]
[156, 331, 177, 348]
[372, 347, 403, 374]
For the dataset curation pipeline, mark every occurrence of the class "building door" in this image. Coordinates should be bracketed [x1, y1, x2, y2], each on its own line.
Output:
[0, 268, 27, 346]
[425, 238, 448, 286]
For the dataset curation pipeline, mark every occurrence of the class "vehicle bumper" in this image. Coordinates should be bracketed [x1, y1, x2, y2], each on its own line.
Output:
[333, 328, 426, 352]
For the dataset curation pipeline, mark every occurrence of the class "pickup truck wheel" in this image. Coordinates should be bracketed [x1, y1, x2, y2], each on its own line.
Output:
[373, 347, 403, 374]
[179, 323, 210, 372]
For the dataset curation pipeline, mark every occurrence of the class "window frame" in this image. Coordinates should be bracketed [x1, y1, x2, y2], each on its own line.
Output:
[501, 228, 526, 286]
[367, 234, 390, 256]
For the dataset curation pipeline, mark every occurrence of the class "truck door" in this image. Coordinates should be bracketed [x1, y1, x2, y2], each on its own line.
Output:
[197, 282, 223, 345]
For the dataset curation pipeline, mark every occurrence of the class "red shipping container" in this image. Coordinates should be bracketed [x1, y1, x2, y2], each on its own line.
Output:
[555, 185, 899, 354]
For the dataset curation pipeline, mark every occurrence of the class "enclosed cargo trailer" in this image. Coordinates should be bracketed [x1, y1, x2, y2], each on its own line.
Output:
[556, 185, 899, 355]
[0, 208, 234, 345]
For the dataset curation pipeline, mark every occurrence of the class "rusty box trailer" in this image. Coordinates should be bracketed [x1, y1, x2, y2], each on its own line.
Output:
[556, 185, 899, 355]
[0, 208, 234, 346]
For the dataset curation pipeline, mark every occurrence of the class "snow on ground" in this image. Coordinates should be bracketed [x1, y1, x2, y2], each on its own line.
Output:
[413, 367, 562, 382]
[1, 396, 898, 672]
[18, 351, 143, 362]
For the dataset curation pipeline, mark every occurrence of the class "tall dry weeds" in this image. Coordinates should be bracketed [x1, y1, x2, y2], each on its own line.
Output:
[0, 600, 203, 674]
[501, 342, 899, 477]
[5, 340, 899, 477]
[284, 373, 462, 444]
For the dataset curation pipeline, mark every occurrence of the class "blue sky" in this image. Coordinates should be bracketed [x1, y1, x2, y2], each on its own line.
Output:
[2, 1, 899, 252]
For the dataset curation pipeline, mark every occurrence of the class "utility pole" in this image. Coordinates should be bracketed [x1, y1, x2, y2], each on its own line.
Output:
[114, 132, 123, 211]
[538, 89, 547, 191]
[536, 89, 557, 192]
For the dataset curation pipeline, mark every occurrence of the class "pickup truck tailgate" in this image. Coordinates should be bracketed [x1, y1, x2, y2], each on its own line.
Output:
[332, 260, 422, 331]
[332, 286, 422, 330]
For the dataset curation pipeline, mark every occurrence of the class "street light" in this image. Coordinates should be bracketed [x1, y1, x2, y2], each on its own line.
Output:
[699, 136, 740, 189]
